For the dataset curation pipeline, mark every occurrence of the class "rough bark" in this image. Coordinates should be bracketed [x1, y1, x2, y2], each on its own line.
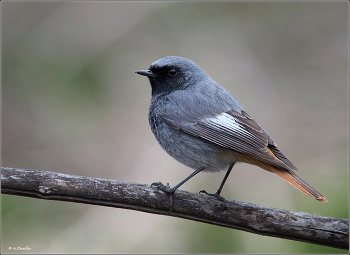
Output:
[1, 167, 348, 250]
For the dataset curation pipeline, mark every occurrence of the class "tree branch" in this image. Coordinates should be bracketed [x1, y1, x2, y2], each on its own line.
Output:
[1, 167, 348, 250]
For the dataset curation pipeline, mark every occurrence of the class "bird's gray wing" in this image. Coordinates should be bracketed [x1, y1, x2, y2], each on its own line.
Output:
[160, 105, 297, 171]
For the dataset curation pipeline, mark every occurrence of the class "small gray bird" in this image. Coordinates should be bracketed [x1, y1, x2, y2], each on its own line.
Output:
[136, 56, 327, 212]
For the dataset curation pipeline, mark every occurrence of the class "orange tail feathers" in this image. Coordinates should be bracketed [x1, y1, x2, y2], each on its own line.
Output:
[263, 163, 327, 202]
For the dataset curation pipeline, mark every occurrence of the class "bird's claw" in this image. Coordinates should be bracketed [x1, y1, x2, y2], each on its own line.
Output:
[199, 189, 227, 209]
[151, 182, 174, 194]
[151, 182, 175, 214]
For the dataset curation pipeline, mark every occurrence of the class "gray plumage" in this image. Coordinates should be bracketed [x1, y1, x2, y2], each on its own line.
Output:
[135, 56, 326, 206]
[146, 56, 295, 172]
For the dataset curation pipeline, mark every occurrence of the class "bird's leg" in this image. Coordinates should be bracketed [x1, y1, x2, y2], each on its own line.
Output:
[151, 166, 205, 214]
[199, 162, 235, 208]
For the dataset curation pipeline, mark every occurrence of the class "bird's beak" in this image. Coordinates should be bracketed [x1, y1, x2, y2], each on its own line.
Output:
[135, 70, 159, 78]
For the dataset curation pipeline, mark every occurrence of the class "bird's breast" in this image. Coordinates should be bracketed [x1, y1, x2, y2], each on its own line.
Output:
[148, 110, 237, 172]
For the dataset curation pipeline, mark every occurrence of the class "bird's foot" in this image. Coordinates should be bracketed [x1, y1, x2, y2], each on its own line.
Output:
[150, 182, 176, 194]
[151, 182, 175, 214]
[199, 190, 227, 209]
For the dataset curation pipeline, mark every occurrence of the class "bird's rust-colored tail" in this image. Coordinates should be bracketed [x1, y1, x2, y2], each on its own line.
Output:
[263, 163, 327, 202]
[234, 151, 327, 202]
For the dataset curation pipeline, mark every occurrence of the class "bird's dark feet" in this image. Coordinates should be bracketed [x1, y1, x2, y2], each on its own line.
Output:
[151, 182, 176, 194]
[199, 190, 228, 209]
[151, 182, 176, 214]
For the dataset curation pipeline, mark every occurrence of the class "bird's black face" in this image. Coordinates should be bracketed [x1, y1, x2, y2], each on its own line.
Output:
[136, 64, 187, 97]
[136, 56, 203, 97]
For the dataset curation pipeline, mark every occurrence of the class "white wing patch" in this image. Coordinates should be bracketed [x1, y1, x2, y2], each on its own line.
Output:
[200, 113, 266, 148]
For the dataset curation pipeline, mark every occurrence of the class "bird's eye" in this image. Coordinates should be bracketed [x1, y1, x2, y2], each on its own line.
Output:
[168, 69, 177, 76]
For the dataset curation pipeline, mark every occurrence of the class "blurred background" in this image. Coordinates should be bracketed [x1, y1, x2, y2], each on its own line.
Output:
[1, 1, 348, 254]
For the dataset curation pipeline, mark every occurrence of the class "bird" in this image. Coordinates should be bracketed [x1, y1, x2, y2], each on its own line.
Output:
[135, 56, 327, 212]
